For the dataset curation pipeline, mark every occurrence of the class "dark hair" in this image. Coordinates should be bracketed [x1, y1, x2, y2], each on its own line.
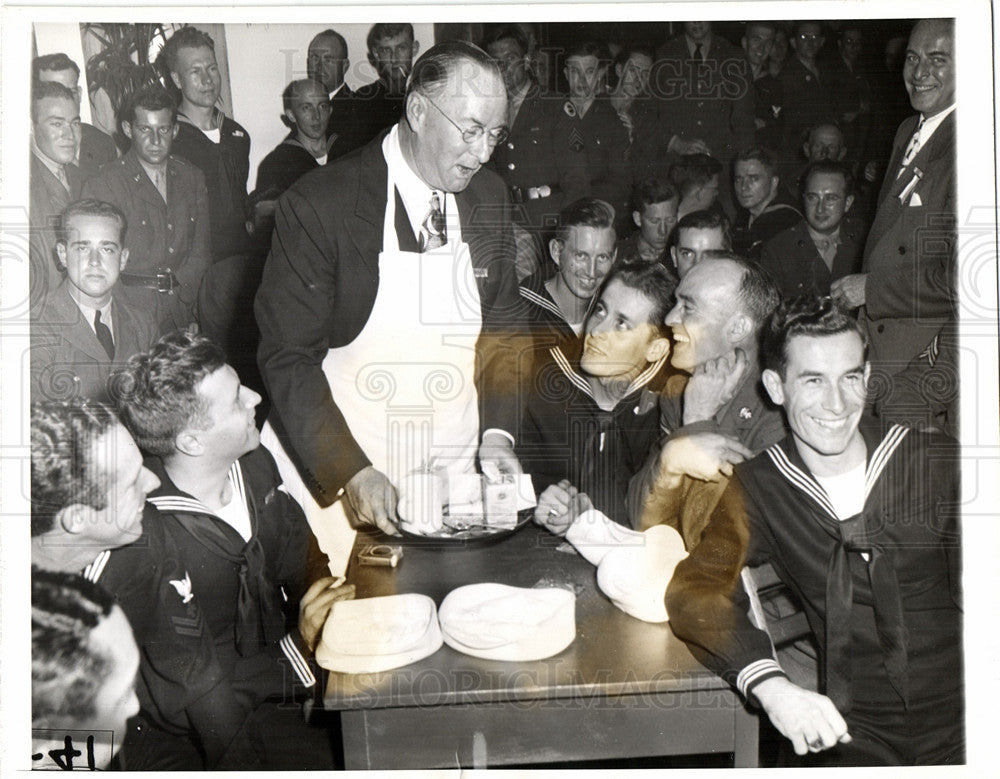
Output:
[734, 257, 781, 329]
[58, 199, 127, 245]
[31, 80, 77, 122]
[482, 24, 529, 56]
[565, 40, 610, 62]
[593, 260, 677, 336]
[669, 154, 722, 198]
[735, 145, 779, 177]
[763, 295, 867, 377]
[632, 177, 679, 213]
[744, 20, 779, 36]
[123, 83, 177, 126]
[367, 23, 414, 52]
[31, 402, 119, 537]
[281, 78, 327, 113]
[793, 20, 826, 36]
[157, 26, 215, 77]
[32, 568, 118, 723]
[114, 331, 227, 457]
[554, 197, 616, 244]
[407, 40, 501, 101]
[675, 209, 732, 248]
[806, 121, 844, 144]
[800, 159, 854, 197]
[33, 53, 80, 82]
[310, 28, 348, 55]
[610, 44, 654, 91]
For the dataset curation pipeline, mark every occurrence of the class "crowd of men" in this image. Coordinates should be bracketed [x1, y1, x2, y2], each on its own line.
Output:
[29, 17, 961, 769]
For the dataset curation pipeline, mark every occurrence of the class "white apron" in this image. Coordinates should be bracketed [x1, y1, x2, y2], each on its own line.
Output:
[263, 150, 484, 573]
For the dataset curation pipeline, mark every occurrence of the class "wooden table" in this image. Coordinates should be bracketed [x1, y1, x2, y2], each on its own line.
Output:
[323, 525, 759, 769]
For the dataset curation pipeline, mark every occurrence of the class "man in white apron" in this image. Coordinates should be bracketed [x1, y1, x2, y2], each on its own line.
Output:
[256, 41, 525, 566]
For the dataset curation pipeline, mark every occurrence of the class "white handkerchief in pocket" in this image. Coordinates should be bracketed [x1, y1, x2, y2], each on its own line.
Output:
[908, 191, 923, 206]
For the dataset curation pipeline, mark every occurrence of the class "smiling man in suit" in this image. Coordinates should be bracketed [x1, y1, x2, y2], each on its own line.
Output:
[30, 199, 159, 403]
[256, 41, 526, 543]
[831, 18, 956, 435]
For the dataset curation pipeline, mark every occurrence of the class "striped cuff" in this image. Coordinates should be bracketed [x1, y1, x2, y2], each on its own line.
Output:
[737, 658, 786, 700]
[280, 633, 316, 688]
[483, 428, 516, 447]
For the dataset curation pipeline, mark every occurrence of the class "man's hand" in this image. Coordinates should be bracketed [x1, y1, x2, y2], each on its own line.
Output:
[298, 576, 356, 651]
[657, 432, 753, 484]
[534, 480, 593, 536]
[344, 466, 401, 536]
[754, 676, 852, 755]
[480, 432, 523, 477]
[831, 273, 867, 310]
[682, 349, 749, 425]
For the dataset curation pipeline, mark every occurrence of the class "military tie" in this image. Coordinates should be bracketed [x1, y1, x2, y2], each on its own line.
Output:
[154, 169, 168, 203]
[419, 191, 447, 252]
[94, 310, 115, 359]
[896, 117, 925, 178]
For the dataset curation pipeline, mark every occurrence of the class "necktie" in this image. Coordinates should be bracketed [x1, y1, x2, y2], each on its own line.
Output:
[154, 169, 168, 203]
[94, 310, 114, 359]
[419, 191, 447, 252]
[56, 165, 71, 194]
[896, 117, 925, 177]
[693, 43, 703, 62]
[824, 515, 909, 713]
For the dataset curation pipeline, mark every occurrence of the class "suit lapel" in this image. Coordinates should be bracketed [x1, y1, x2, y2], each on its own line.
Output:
[346, 133, 389, 272]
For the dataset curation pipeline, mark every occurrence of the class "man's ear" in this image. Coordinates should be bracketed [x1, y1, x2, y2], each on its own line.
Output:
[836, 146, 847, 161]
[283, 108, 297, 126]
[632, 210, 642, 229]
[58, 504, 92, 535]
[122, 121, 133, 141]
[548, 238, 562, 266]
[802, 142, 810, 160]
[863, 361, 871, 386]
[170, 71, 183, 91]
[411, 40, 420, 58]
[645, 333, 671, 364]
[174, 430, 203, 457]
[844, 193, 855, 213]
[55, 241, 68, 271]
[404, 91, 426, 132]
[119, 247, 129, 272]
[761, 368, 785, 405]
[728, 313, 752, 344]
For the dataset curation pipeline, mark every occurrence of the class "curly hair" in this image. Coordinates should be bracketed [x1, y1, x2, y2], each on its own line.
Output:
[32, 568, 117, 724]
[113, 331, 227, 458]
[762, 295, 867, 377]
[31, 402, 119, 537]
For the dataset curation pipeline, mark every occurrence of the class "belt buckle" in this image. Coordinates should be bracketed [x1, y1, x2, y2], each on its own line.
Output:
[155, 269, 179, 295]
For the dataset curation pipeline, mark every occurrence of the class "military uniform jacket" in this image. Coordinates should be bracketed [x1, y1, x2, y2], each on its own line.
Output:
[654, 35, 755, 164]
[626, 367, 785, 547]
[78, 122, 118, 182]
[516, 346, 667, 526]
[489, 80, 568, 228]
[731, 189, 802, 260]
[665, 420, 962, 712]
[172, 111, 251, 261]
[758, 217, 864, 298]
[30, 282, 159, 403]
[548, 96, 631, 225]
[779, 56, 837, 150]
[29, 153, 82, 302]
[82, 148, 211, 308]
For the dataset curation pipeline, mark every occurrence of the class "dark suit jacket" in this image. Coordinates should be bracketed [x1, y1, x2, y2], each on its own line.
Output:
[29, 153, 82, 303]
[325, 85, 365, 160]
[30, 282, 159, 402]
[255, 130, 525, 506]
[779, 56, 838, 152]
[653, 34, 754, 164]
[758, 218, 864, 298]
[862, 111, 956, 371]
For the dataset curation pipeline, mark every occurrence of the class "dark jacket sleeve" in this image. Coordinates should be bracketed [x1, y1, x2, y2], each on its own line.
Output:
[254, 186, 372, 505]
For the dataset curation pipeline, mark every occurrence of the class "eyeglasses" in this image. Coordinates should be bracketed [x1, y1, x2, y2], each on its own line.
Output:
[423, 95, 509, 147]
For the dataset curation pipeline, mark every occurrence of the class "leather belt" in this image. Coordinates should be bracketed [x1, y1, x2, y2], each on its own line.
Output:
[120, 269, 179, 294]
[509, 184, 558, 204]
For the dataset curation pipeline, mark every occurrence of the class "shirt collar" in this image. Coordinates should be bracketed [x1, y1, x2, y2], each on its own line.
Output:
[31, 141, 69, 181]
[918, 103, 955, 138]
[806, 224, 841, 247]
[385, 123, 453, 239]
